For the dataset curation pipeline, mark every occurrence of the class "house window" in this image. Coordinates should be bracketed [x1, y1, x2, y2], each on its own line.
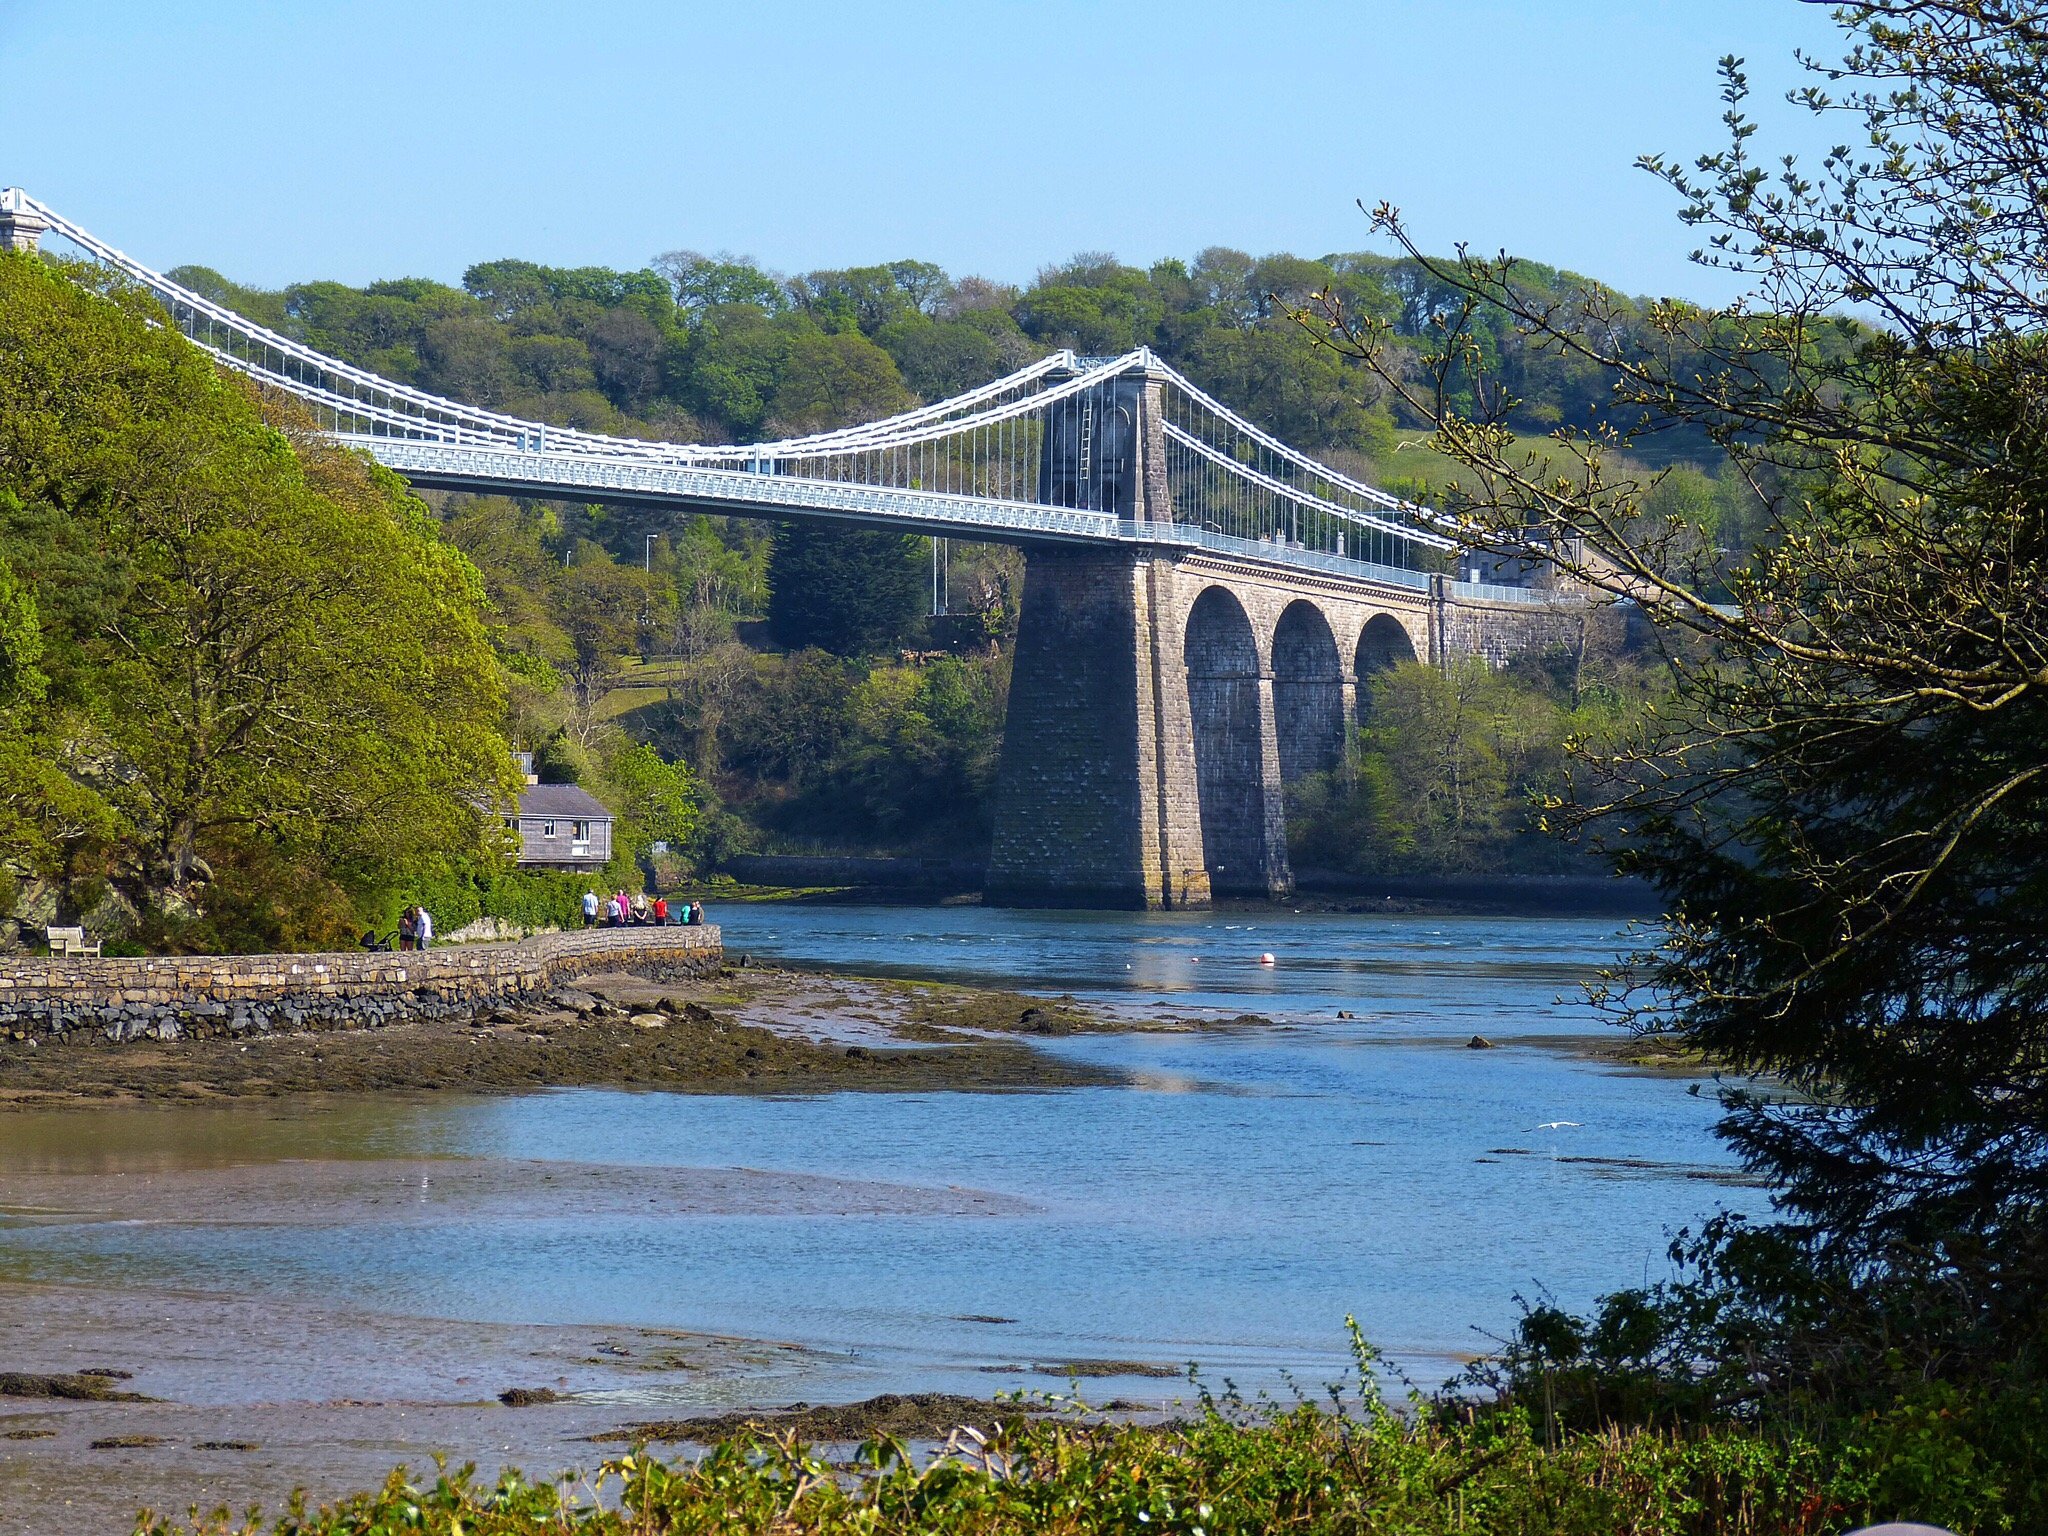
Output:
[572, 820, 590, 840]
[503, 816, 517, 831]
[542, 821, 556, 837]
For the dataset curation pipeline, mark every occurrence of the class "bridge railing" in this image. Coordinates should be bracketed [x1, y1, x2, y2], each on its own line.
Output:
[1113, 522, 1435, 590]
[354, 438, 1125, 540]
[1448, 578, 1556, 604]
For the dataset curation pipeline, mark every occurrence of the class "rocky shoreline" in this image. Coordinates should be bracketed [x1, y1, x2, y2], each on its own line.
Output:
[0, 966, 1140, 1107]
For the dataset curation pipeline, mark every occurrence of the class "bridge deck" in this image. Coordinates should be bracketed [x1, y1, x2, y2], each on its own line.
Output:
[363, 439, 1549, 602]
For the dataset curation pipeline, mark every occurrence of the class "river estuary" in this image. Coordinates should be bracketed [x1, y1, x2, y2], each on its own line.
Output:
[0, 904, 1763, 1528]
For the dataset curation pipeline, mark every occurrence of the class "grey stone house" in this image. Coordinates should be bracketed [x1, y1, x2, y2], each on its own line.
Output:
[506, 756, 614, 869]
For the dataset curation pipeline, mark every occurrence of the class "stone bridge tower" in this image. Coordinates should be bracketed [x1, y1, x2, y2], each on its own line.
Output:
[986, 360, 1581, 910]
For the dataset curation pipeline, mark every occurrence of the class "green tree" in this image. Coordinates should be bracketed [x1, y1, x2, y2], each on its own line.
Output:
[767, 522, 927, 656]
[599, 738, 701, 864]
[559, 547, 657, 723]
[654, 251, 788, 316]
[875, 316, 1019, 402]
[0, 252, 514, 950]
[768, 329, 914, 434]
[419, 314, 515, 405]
[1318, 0, 2048, 1345]
[0, 548, 108, 896]
[1014, 254, 1167, 354]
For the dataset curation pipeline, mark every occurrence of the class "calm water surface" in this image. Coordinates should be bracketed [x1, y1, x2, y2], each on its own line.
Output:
[0, 906, 1760, 1398]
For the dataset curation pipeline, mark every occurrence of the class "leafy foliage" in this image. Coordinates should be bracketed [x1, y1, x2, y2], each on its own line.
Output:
[768, 522, 930, 656]
[1285, 614, 1662, 878]
[128, 1328, 1996, 1536]
[636, 646, 1009, 857]
[0, 253, 514, 951]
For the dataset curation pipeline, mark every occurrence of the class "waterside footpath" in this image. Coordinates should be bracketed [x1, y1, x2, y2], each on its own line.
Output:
[0, 926, 721, 1043]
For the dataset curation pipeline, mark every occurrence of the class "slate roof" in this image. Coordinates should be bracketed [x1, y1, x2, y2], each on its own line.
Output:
[516, 783, 613, 819]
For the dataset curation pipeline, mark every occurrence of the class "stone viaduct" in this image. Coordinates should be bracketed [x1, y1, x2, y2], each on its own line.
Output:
[987, 370, 1586, 908]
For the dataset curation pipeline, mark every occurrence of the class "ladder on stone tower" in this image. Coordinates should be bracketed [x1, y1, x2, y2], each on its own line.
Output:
[1076, 396, 1094, 499]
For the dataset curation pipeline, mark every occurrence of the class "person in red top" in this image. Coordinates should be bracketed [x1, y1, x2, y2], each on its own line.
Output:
[653, 896, 668, 926]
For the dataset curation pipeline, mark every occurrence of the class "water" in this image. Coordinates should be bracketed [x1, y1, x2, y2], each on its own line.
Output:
[0, 906, 1759, 1400]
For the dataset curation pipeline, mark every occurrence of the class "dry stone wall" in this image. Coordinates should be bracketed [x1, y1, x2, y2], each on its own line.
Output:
[0, 926, 721, 1044]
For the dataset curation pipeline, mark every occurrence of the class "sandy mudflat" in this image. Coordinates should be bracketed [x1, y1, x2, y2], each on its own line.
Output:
[0, 1277, 835, 1534]
[0, 1153, 1039, 1227]
[0, 967, 1247, 1532]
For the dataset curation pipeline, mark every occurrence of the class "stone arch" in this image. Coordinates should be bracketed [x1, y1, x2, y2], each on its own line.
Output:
[1271, 600, 1344, 784]
[1184, 586, 1281, 896]
[1354, 613, 1419, 722]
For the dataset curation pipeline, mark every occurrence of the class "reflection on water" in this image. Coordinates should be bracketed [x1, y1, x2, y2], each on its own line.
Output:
[0, 905, 1755, 1395]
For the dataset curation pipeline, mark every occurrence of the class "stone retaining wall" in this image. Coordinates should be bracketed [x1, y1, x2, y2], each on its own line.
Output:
[0, 926, 722, 1044]
[1440, 592, 1599, 667]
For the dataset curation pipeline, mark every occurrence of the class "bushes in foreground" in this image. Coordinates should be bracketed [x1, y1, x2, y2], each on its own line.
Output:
[132, 1418, 1843, 1536]
[133, 1352, 1968, 1536]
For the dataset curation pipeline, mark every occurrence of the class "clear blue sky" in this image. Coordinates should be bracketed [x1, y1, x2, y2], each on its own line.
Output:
[2, 1, 1848, 301]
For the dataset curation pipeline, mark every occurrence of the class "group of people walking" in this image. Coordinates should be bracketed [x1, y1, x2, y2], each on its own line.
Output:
[581, 888, 705, 928]
[363, 889, 701, 954]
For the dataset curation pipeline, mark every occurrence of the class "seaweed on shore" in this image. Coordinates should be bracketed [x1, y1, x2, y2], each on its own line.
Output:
[0, 1371, 153, 1402]
[599, 1391, 1038, 1444]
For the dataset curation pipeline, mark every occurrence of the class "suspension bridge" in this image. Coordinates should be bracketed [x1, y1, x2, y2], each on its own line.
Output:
[1, 189, 1582, 909]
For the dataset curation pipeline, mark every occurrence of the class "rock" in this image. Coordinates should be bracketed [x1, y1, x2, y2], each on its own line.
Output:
[81, 884, 141, 944]
[630, 1013, 667, 1030]
[499, 1386, 562, 1407]
[1466, 1035, 1496, 1049]
[845, 1046, 869, 1059]
[549, 989, 599, 1016]
[12, 878, 59, 930]
[1336, 1010, 1356, 1020]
